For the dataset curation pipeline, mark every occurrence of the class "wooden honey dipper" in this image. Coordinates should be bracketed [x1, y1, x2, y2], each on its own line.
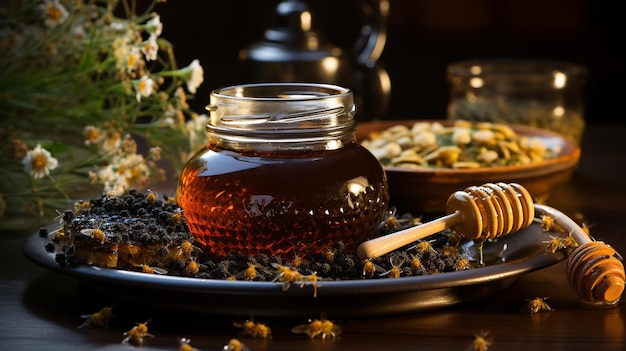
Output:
[357, 182, 536, 263]
[356, 182, 625, 306]
[534, 204, 625, 306]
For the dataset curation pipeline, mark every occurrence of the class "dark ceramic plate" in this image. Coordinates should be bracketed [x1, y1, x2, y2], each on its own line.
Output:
[23, 222, 568, 319]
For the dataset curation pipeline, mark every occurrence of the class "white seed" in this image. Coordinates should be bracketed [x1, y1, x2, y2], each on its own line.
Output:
[369, 142, 402, 159]
[412, 130, 436, 148]
[477, 149, 500, 163]
[472, 129, 495, 144]
[452, 127, 472, 145]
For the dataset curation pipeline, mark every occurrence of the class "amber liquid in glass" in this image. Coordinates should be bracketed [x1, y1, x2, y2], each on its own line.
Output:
[177, 142, 388, 259]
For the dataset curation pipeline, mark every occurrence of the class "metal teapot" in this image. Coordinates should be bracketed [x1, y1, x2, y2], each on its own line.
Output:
[238, 0, 390, 121]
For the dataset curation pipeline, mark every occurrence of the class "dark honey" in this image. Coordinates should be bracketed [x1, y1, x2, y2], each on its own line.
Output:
[177, 142, 388, 258]
[176, 83, 389, 259]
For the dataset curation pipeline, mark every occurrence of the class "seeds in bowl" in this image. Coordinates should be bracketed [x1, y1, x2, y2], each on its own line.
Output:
[360, 120, 561, 169]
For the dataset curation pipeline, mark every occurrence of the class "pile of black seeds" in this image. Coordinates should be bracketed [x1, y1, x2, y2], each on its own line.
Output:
[49, 190, 474, 280]
[53, 189, 193, 271]
[195, 224, 467, 282]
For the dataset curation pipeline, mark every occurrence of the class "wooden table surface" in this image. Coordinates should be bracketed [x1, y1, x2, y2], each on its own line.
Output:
[2, 124, 625, 351]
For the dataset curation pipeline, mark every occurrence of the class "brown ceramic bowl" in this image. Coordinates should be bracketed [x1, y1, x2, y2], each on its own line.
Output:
[356, 120, 581, 215]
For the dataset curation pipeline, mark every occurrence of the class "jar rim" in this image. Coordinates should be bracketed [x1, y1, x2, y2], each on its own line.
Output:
[210, 82, 352, 101]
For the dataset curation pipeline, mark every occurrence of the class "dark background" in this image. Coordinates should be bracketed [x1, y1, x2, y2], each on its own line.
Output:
[157, 0, 624, 125]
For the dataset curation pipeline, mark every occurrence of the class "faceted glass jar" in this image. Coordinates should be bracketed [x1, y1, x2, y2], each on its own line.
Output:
[177, 83, 389, 259]
[447, 59, 587, 144]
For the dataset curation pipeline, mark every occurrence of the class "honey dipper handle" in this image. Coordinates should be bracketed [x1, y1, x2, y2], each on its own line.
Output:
[533, 204, 591, 244]
[357, 211, 463, 260]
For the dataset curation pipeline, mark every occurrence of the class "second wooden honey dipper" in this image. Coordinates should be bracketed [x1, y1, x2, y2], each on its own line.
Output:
[534, 204, 625, 307]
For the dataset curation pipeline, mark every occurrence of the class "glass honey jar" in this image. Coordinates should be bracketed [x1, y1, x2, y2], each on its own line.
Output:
[176, 83, 389, 259]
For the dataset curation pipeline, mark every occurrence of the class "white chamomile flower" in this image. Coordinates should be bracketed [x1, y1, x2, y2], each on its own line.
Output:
[39, 0, 69, 28]
[72, 25, 87, 42]
[135, 75, 155, 102]
[145, 15, 163, 37]
[141, 34, 159, 61]
[126, 46, 142, 73]
[183, 59, 204, 94]
[101, 131, 122, 155]
[83, 125, 106, 146]
[22, 144, 58, 179]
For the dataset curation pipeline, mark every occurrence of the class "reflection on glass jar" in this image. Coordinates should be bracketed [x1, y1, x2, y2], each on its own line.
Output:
[176, 83, 389, 259]
[446, 59, 587, 144]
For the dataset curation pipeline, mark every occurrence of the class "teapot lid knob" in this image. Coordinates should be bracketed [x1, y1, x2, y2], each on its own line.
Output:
[247, 0, 335, 60]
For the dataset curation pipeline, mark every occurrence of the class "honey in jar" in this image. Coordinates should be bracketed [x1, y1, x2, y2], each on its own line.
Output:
[177, 83, 389, 259]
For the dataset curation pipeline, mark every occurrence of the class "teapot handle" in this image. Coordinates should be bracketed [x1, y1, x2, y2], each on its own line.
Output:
[353, 0, 389, 67]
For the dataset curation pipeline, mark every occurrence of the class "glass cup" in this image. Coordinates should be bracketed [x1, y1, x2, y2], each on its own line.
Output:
[446, 58, 587, 144]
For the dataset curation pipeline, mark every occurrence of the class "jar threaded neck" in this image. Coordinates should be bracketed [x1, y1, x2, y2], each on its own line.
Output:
[206, 83, 357, 150]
